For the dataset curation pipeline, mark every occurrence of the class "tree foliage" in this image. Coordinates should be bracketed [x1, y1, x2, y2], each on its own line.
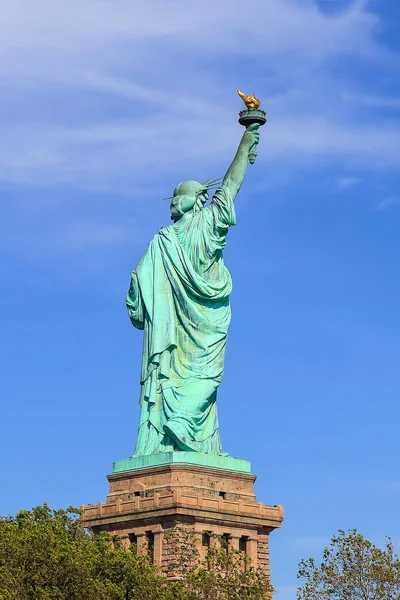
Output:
[297, 529, 400, 600]
[0, 504, 162, 600]
[0, 505, 271, 600]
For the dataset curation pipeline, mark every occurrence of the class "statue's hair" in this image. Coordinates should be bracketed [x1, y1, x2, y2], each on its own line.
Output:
[163, 177, 223, 201]
[167, 177, 223, 221]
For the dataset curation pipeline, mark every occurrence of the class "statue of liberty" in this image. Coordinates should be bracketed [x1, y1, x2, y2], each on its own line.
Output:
[126, 118, 260, 457]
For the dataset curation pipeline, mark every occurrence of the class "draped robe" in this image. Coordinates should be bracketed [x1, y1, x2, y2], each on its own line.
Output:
[126, 187, 236, 455]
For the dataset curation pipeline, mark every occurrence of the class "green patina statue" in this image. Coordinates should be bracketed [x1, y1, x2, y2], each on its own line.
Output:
[126, 100, 264, 460]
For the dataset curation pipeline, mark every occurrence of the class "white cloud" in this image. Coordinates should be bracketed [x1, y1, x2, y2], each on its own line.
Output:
[0, 0, 393, 190]
[0, 0, 379, 72]
[265, 117, 400, 167]
[342, 92, 400, 109]
[377, 197, 400, 211]
[337, 176, 361, 189]
[2, 115, 400, 193]
[0, 0, 398, 259]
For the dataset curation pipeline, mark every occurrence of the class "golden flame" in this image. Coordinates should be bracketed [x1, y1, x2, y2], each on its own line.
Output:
[237, 89, 261, 109]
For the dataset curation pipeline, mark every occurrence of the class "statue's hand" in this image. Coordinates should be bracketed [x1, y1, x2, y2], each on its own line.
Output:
[242, 123, 260, 150]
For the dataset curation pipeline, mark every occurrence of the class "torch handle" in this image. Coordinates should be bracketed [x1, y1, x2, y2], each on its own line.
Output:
[238, 109, 266, 165]
[248, 146, 257, 165]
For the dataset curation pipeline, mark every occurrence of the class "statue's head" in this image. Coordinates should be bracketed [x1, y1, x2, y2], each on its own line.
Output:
[168, 177, 222, 221]
[170, 180, 209, 221]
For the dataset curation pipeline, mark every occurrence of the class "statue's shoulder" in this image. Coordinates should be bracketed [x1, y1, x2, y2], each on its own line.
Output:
[158, 223, 175, 235]
[156, 223, 177, 242]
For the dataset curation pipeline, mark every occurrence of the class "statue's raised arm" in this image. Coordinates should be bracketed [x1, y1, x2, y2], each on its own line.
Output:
[221, 124, 260, 201]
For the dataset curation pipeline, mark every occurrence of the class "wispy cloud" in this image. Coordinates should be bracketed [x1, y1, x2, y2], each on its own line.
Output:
[2, 115, 400, 193]
[0, 0, 380, 75]
[0, 0, 398, 259]
[342, 92, 400, 109]
[377, 197, 400, 211]
[0, 0, 392, 190]
[337, 176, 361, 189]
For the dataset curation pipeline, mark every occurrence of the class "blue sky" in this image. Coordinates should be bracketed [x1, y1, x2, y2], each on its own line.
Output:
[1, 0, 400, 597]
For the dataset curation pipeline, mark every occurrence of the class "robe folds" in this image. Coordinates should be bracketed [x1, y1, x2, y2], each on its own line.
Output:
[126, 187, 236, 455]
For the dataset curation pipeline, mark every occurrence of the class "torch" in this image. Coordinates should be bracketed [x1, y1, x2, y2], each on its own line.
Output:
[237, 90, 267, 165]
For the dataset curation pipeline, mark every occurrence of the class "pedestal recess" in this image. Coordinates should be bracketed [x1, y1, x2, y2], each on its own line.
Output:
[82, 461, 283, 578]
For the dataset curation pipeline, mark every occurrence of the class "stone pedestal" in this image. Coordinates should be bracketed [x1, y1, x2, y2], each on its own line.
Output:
[82, 462, 283, 578]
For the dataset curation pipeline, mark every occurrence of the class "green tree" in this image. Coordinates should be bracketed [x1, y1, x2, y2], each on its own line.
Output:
[297, 529, 400, 600]
[0, 504, 164, 600]
[0, 505, 271, 600]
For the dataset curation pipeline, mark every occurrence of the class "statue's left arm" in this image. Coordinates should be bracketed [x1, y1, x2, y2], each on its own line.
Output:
[221, 124, 260, 201]
[126, 271, 145, 330]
